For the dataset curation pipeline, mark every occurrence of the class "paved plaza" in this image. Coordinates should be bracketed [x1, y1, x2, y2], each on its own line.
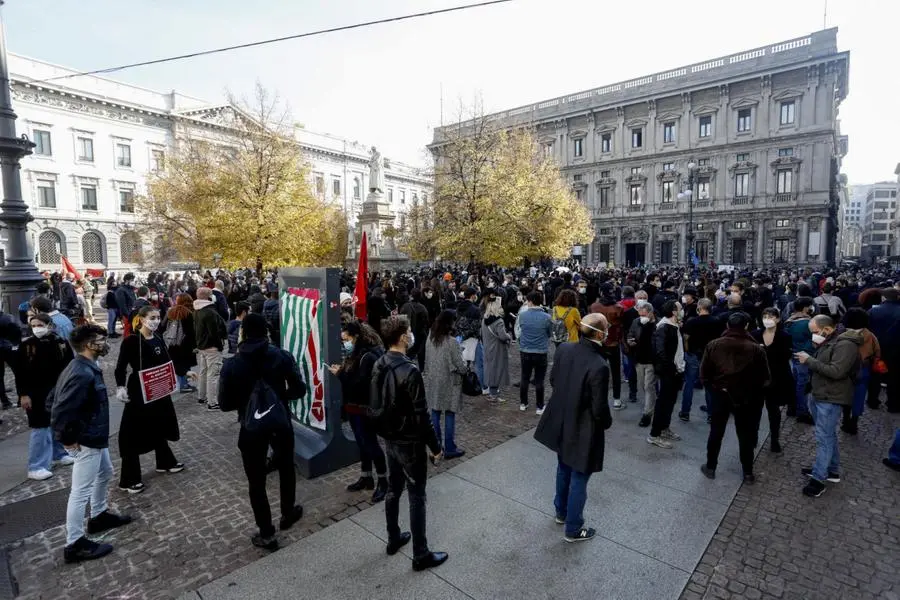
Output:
[0, 340, 898, 600]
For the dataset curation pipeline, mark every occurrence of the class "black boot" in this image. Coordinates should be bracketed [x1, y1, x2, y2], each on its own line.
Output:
[347, 475, 375, 492]
[371, 477, 388, 503]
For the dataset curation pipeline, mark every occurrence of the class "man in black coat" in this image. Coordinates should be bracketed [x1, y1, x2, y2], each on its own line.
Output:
[400, 289, 430, 371]
[218, 314, 306, 550]
[114, 273, 137, 335]
[648, 300, 685, 449]
[534, 313, 612, 544]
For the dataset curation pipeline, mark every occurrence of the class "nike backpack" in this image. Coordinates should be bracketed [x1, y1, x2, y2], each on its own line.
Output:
[242, 378, 292, 435]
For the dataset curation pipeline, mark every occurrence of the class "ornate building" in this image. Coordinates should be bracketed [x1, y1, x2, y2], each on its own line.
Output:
[432, 29, 849, 268]
[8, 54, 430, 272]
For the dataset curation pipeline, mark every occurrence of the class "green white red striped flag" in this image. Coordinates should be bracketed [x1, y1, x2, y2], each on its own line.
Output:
[281, 287, 326, 430]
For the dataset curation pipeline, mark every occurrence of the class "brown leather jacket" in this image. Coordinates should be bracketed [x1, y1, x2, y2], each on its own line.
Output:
[590, 299, 623, 347]
[700, 329, 771, 395]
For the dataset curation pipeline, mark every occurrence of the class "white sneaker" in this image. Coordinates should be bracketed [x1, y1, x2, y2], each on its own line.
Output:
[536, 407, 545, 416]
[53, 455, 76, 467]
[612, 399, 624, 410]
[519, 404, 527, 411]
[647, 436, 674, 449]
[661, 428, 681, 441]
[482, 388, 490, 396]
[27, 469, 53, 481]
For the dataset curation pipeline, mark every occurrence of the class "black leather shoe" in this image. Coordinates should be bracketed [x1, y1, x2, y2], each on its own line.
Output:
[743, 474, 756, 485]
[279, 505, 303, 531]
[371, 478, 388, 503]
[63, 537, 113, 564]
[700, 464, 716, 480]
[386, 532, 411, 555]
[86, 510, 133, 535]
[347, 476, 375, 492]
[251, 533, 278, 550]
[413, 551, 449, 571]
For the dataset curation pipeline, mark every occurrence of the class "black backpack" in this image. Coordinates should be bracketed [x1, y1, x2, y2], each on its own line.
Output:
[242, 377, 292, 435]
[369, 361, 404, 435]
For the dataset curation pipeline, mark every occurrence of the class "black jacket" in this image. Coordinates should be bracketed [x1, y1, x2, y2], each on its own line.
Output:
[218, 338, 307, 426]
[338, 342, 384, 414]
[50, 356, 110, 448]
[652, 321, 682, 379]
[366, 295, 391, 339]
[454, 300, 481, 341]
[212, 289, 231, 322]
[369, 350, 440, 453]
[627, 318, 656, 364]
[534, 338, 612, 474]
[16, 333, 73, 428]
[59, 281, 79, 313]
[651, 289, 678, 316]
[751, 328, 795, 405]
[248, 292, 267, 315]
[400, 301, 429, 353]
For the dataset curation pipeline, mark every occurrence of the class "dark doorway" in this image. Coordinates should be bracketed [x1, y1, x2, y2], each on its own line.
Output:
[625, 243, 646, 266]
[732, 239, 747, 264]
[599, 243, 610, 263]
[659, 241, 673, 264]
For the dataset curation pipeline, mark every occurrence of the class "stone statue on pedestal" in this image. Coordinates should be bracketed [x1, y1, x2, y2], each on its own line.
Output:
[368, 147, 385, 194]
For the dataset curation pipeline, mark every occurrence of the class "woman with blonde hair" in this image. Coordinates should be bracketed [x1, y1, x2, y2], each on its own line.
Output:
[481, 296, 510, 401]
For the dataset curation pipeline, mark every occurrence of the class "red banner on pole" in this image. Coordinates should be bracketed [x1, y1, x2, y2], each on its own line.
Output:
[139, 361, 177, 403]
[353, 231, 368, 320]
[61, 256, 82, 280]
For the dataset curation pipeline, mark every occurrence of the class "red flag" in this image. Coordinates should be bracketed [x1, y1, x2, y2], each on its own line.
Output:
[61, 256, 82, 280]
[353, 232, 368, 320]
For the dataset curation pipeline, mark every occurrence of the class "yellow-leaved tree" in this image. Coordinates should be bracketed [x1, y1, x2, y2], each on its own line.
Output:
[138, 84, 348, 270]
[416, 107, 592, 266]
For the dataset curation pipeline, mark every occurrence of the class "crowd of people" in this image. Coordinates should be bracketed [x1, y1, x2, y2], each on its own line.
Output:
[2, 261, 899, 565]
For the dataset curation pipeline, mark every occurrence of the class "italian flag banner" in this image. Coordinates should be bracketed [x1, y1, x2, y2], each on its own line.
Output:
[281, 287, 326, 430]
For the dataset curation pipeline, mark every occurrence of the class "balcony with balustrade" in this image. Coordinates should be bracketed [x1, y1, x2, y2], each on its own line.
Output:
[627, 204, 645, 213]
[732, 196, 754, 206]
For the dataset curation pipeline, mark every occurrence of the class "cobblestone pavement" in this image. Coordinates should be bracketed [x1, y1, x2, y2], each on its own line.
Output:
[1, 337, 541, 600]
[679, 399, 900, 600]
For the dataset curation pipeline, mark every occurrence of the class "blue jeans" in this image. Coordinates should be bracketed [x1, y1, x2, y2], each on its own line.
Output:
[851, 364, 871, 418]
[176, 374, 190, 391]
[28, 427, 67, 472]
[106, 307, 119, 335]
[680, 353, 701, 414]
[475, 341, 485, 389]
[889, 428, 900, 465]
[554, 457, 591, 537]
[65, 446, 113, 545]
[431, 410, 458, 454]
[791, 359, 810, 416]
[809, 397, 841, 481]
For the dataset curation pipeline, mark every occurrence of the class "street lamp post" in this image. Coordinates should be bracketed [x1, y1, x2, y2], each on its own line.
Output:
[0, 2, 43, 314]
[677, 160, 699, 269]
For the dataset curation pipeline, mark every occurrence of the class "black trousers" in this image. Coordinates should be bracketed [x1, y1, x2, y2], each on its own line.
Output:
[384, 440, 429, 559]
[119, 441, 178, 487]
[519, 352, 548, 408]
[348, 414, 387, 476]
[706, 390, 759, 476]
[753, 392, 782, 447]
[599, 346, 621, 400]
[239, 429, 296, 538]
[650, 373, 682, 437]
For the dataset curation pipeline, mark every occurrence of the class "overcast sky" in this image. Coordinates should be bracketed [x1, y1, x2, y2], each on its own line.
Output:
[4, 0, 896, 183]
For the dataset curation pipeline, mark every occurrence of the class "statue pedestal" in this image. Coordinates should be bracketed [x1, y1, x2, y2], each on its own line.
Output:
[350, 191, 409, 270]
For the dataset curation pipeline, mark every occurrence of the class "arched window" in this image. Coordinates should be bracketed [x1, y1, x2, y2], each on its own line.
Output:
[38, 230, 63, 264]
[82, 231, 105, 264]
[120, 231, 142, 264]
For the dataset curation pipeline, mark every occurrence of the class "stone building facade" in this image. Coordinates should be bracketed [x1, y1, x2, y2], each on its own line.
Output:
[7, 54, 430, 273]
[432, 29, 849, 268]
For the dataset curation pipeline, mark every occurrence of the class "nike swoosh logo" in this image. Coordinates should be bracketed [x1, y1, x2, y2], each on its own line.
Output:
[253, 407, 273, 420]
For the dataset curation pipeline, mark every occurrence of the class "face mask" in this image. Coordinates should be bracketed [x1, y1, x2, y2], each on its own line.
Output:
[424, 292, 433, 299]
[32, 326, 50, 338]
[578, 288, 586, 294]
[151, 294, 159, 301]
[407, 331, 416, 348]
[639, 316, 651, 325]
[537, 286, 543, 291]
[93, 341, 110, 357]
[811, 333, 827, 345]
[145, 318, 161, 332]
[681, 296, 690, 304]
[763, 319, 776, 329]
[677, 310, 685, 321]
[342, 340, 354, 353]
[517, 295, 523, 302]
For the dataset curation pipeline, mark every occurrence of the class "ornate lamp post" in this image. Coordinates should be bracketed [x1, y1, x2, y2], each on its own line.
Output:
[677, 160, 699, 269]
[0, 1, 43, 313]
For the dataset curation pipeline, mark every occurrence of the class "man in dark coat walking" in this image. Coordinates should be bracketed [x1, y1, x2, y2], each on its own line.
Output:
[534, 313, 613, 543]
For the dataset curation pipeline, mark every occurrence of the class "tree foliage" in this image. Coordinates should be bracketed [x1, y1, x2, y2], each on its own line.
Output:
[138, 84, 348, 269]
[407, 108, 592, 266]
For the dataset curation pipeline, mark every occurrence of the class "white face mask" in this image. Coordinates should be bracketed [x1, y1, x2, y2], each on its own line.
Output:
[763, 319, 777, 329]
[145, 318, 161, 332]
[677, 310, 685, 321]
[424, 292, 433, 299]
[639, 316, 651, 325]
[681, 296, 690, 304]
[811, 333, 827, 345]
[578, 288, 586, 294]
[151, 294, 159, 301]
[32, 326, 50, 338]
[407, 331, 415, 348]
